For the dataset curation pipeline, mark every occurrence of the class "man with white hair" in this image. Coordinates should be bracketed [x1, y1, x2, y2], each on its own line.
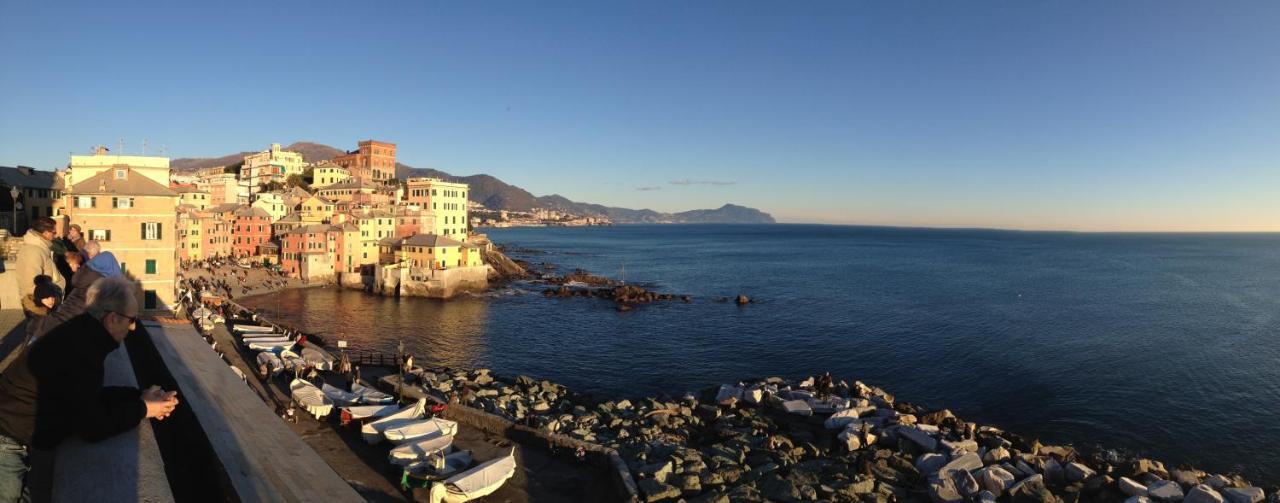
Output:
[0, 276, 179, 501]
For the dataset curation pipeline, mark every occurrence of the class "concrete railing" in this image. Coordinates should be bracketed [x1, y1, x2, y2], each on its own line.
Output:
[53, 345, 174, 503]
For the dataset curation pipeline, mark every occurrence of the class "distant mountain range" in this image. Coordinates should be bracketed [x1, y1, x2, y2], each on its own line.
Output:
[170, 141, 775, 224]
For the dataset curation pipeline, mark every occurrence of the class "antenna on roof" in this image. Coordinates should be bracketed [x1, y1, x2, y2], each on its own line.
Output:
[118, 137, 124, 154]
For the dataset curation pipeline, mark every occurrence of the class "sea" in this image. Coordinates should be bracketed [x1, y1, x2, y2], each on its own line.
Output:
[241, 224, 1280, 483]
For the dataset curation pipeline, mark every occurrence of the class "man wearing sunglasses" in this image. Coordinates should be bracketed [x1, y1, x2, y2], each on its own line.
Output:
[0, 275, 180, 502]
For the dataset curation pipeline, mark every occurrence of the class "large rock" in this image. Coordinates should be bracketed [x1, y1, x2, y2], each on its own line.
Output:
[929, 475, 964, 503]
[940, 453, 983, 474]
[1120, 477, 1150, 497]
[1184, 485, 1224, 503]
[1065, 462, 1096, 483]
[638, 478, 682, 502]
[1222, 487, 1264, 503]
[1148, 480, 1186, 502]
[761, 475, 802, 502]
[1008, 474, 1061, 503]
[897, 426, 938, 452]
[976, 466, 1016, 497]
[916, 453, 948, 474]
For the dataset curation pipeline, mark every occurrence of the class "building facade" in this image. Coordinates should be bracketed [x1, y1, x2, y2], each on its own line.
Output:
[311, 163, 351, 188]
[331, 140, 396, 182]
[0, 166, 59, 235]
[405, 178, 469, 241]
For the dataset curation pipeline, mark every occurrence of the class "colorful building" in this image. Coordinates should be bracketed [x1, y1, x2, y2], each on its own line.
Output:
[173, 186, 211, 210]
[232, 206, 273, 258]
[279, 224, 338, 280]
[405, 178, 469, 241]
[0, 166, 59, 235]
[331, 140, 396, 183]
[251, 192, 289, 222]
[311, 163, 351, 188]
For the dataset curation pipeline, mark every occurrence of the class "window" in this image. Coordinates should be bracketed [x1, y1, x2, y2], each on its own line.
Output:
[115, 169, 127, 180]
[144, 290, 157, 310]
[76, 196, 95, 208]
[112, 197, 133, 209]
[142, 222, 161, 240]
[145, 259, 157, 274]
[90, 229, 111, 241]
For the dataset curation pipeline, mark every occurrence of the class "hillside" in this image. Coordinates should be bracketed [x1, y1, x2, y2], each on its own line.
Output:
[171, 141, 775, 223]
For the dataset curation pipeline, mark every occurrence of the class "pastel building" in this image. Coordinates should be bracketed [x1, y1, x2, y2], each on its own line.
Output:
[405, 178, 469, 241]
[331, 140, 396, 183]
[232, 206, 273, 258]
[311, 163, 350, 188]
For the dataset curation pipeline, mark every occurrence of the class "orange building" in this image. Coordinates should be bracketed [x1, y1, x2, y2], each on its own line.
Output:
[331, 140, 396, 183]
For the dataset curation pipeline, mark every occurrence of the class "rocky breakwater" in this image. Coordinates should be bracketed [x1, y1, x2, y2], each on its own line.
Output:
[404, 368, 1271, 503]
[542, 269, 692, 311]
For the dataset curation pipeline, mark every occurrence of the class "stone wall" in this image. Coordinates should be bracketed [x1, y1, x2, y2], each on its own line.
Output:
[368, 264, 490, 299]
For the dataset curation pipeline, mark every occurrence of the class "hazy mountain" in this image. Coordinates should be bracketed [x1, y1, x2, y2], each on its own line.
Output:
[172, 141, 775, 223]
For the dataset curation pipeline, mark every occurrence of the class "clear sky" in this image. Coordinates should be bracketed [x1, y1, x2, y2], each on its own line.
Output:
[1, 1, 1277, 231]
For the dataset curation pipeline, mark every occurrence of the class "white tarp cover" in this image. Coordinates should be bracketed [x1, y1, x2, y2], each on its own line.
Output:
[445, 450, 517, 498]
[247, 341, 292, 353]
[352, 383, 395, 404]
[290, 379, 333, 419]
[256, 352, 283, 376]
[301, 347, 335, 371]
[342, 404, 399, 421]
[388, 434, 455, 465]
[362, 398, 427, 444]
[322, 384, 361, 405]
[383, 417, 458, 444]
[233, 325, 276, 333]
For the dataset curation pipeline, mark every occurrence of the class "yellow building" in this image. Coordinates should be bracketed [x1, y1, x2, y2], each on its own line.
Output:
[67, 146, 170, 188]
[299, 194, 335, 223]
[405, 178, 469, 241]
[334, 209, 395, 267]
[177, 206, 204, 262]
[64, 163, 178, 311]
[174, 186, 211, 210]
[401, 234, 466, 269]
[195, 172, 240, 205]
[311, 163, 351, 188]
[251, 192, 288, 222]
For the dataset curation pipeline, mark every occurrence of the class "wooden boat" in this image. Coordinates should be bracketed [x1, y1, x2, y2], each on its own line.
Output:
[247, 341, 293, 353]
[426, 448, 517, 503]
[362, 398, 427, 444]
[240, 335, 292, 345]
[352, 383, 395, 404]
[289, 379, 333, 419]
[322, 384, 361, 406]
[383, 417, 458, 445]
[233, 325, 276, 334]
[301, 346, 336, 371]
[388, 433, 455, 466]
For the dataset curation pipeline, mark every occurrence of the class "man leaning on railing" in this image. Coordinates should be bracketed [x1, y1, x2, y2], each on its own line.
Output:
[0, 275, 180, 502]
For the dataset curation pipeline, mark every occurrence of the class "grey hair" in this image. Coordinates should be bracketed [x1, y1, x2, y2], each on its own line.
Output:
[82, 241, 101, 258]
[86, 276, 139, 319]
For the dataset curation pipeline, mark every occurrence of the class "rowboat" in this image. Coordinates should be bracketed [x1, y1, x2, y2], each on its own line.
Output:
[363, 398, 427, 444]
[290, 379, 333, 419]
[426, 448, 517, 503]
[352, 383, 395, 404]
[383, 417, 458, 445]
[233, 325, 276, 334]
[247, 341, 293, 353]
[301, 347, 336, 371]
[322, 384, 361, 405]
[340, 404, 400, 422]
[388, 433, 455, 466]
[256, 352, 284, 377]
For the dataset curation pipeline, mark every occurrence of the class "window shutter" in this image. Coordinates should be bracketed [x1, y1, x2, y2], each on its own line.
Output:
[157, 224, 162, 240]
[105, 229, 111, 241]
[142, 222, 146, 238]
[91, 197, 97, 207]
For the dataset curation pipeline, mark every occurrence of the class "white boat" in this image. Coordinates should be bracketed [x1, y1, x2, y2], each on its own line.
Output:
[233, 325, 276, 334]
[408, 450, 473, 479]
[322, 384, 361, 406]
[426, 448, 517, 503]
[301, 347, 335, 371]
[383, 417, 458, 445]
[388, 433, 455, 466]
[240, 335, 291, 344]
[280, 351, 305, 371]
[247, 341, 293, 353]
[352, 383, 395, 404]
[341, 404, 400, 422]
[256, 352, 284, 377]
[362, 398, 427, 444]
[289, 379, 333, 419]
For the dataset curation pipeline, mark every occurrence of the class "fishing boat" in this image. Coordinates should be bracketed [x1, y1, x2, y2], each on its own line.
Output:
[240, 335, 292, 344]
[322, 384, 361, 406]
[340, 404, 400, 423]
[232, 324, 276, 334]
[289, 379, 333, 419]
[352, 383, 395, 404]
[301, 346, 336, 371]
[383, 417, 458, 445]
[426, 448, 517, 503]
[363, 398, 427, 444]
[247, 341, 294, 353]
[388, 433, 456, 466]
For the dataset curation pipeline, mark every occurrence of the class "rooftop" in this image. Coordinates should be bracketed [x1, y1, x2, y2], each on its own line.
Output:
[70, 167, 177, 197]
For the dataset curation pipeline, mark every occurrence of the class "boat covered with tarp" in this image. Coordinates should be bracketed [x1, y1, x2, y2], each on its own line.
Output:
[290, 379, 333, 419]
[426, 448, 517, 503]
[363, 398, 427, 444]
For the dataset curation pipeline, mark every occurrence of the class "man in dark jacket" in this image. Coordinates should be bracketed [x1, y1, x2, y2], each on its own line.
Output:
[0, 275, 179, 502]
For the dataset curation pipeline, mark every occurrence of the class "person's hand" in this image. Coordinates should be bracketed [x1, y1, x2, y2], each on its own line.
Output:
[143, 386, 179, 420]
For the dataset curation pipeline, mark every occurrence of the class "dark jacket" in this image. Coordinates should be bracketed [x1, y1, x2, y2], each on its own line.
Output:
[29, 266, 104, 341]
[0, 313, 146, 449]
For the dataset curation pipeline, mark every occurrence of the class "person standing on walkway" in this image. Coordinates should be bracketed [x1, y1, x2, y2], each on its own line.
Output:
[28, 250, 122, 342]
[13, 218, 64, 299]
[0, 275, 180, 502]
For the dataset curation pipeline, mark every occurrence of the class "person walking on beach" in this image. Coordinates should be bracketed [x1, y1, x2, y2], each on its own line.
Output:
[0, 276, 180, 501]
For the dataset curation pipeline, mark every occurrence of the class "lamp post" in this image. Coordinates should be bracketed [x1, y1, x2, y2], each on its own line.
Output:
[8, 186, 18, 235]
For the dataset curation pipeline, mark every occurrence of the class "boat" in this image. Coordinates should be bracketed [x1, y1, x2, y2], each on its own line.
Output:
[363, 398, 427, 444]
[388, 433, 456, 466]
[340, 404, 400, 423]
[404, 451, 474, 483]
[383, 417, 458, 445]
[233, 325, 276, 334]
[289, 379, 333, 419]
[247, 341, 294, 353]
[240, 335, 292, 345]
[279, 350, 305, 371]
[301, 346, 336, 371]
[256, 352, 284, 377]
[352, 383, 395, 404]
[322, 383, 361, 406]
[426, 448, 517, 503]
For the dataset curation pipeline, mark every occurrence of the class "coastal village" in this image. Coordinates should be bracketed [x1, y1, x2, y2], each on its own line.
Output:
[3, 141, 509, 311]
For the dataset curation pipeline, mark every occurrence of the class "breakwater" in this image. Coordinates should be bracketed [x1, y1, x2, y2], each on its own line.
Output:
[384, 365, 1272, 502]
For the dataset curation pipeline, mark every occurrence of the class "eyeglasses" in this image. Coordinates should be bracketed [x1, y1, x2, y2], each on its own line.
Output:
[112, 312, 139, 325]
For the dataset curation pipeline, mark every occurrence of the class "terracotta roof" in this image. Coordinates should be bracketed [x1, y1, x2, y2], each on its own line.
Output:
[232, 206, 271, 218]
[70, 168, 176, 197]
[208, 203, 242, 214]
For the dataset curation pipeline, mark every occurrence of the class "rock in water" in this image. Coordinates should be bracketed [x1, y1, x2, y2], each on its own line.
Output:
[638, 478, 681, 502]
[1185, 485, 1225, 503]
[1119, 477, 1149, 497]
[735, 294, 750, 305]
[1148, 480, 1186, 502]
[1007, 474, 1060, 503]
[1222, 487, 1264, 503]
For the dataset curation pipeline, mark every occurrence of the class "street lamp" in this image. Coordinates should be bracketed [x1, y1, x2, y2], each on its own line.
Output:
[8, 186, 18, 235]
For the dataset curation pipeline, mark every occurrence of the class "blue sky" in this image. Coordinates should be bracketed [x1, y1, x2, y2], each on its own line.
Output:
[1, 1, 1277, 230]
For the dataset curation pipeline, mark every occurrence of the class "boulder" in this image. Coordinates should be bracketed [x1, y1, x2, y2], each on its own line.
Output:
[638, 478, 682, 502]
[1172, 470, 1204, 488]
[677, 474, 702, 496]
[976, 466, 1016, 497]
[1044, 458, 1065, 483]
[1222, 487, 1264, 503]
[984, 447, 1011, 464]
[940, 453, 983, 474]
[929, 474, 964, 503]
[1065, 462, 1096, 483]
[1148, 480, 1186, 502]
[897, 426, 938, 452]
[1184, 485, 1224, 503]
[953, 469, 981, 499]
[1127, 498, 1155, 503]
[1119, 477, 1150, 497]
[916, 453, 948, 475]
[1008, 474, 1061, 503]
[761, 475, 802, 502]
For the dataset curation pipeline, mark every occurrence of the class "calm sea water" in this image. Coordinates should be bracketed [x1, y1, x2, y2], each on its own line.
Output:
[243, 224, 1280, 483]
